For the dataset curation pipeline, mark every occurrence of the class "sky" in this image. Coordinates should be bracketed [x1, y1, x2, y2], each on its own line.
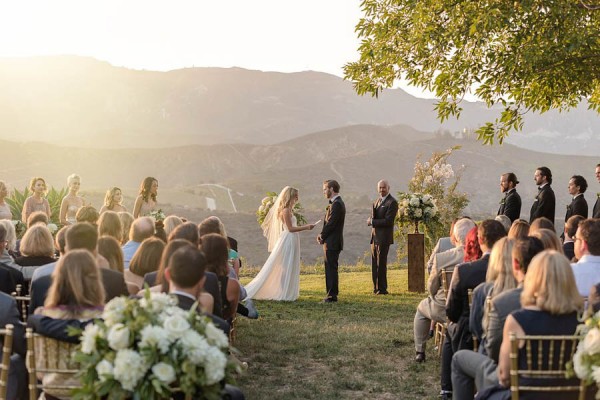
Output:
[0, 0, 433, 98]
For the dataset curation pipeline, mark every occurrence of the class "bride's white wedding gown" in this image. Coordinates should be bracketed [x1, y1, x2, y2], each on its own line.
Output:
[245, 215, 300, 301]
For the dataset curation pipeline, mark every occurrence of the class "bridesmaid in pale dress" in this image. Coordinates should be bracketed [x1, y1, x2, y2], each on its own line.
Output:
[99, 187, 127, 214]
[0, 181, 12, 220]
[133, 177, 158, 218]
[59, 174, 85, 225]
[21, 177, 51, 223]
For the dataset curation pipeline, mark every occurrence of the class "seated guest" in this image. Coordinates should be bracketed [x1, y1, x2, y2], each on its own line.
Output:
[97, 210, 122, 242]
[477, 250, 584, 400]
[451, 237, 544, 399]
[413, 217, 475, 362]
[30, 226, 68, 281]
[529, 216, 555, 235]
[29, 223, 128, 313]
[124, 237, 165, 293]
[12, 211, 50, 259]
[571, 218, 600, 297]
[34, 249, 105, 400]
[122, 216, 154, 269]
[563, 215, 585, 261]
[440, 220, 506, 399]
[75, 205, 99, 226]
[463, 226, 483, 262]
[0, 223, 25, 294]
[0, 220, 23, 270]
[530, 228, 564, 253]
[117, 212, 134, 245]
[97, 236, 124, 273]
[168, 221, 200, 245]
[426, 218, 461, 274]
[15, 223, 55, 280]
[0, 291, 26, 400]
[507, 219, 529, 240]
[201, 234, 240, 321]
[493, 215, 511, 234]
[163, 215, 183, 238]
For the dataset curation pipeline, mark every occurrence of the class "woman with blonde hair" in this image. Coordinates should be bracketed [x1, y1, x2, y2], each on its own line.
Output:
[117, 211, 134, 245]
[507, 219, 529, 240]
[97, 210, 122, 241]
[0, 180, 11, 220]
[133, 177, 158, 218]
[59, 174, 85, 225]
[530, 228, 564, 253]
[99, 187, 127, 214]
[480, 250, 583, 399]
[470, 237, 516, 343]
[15, 223, 55, 279]
[244, 186, 315, 301]
[21, 177, 51, 222]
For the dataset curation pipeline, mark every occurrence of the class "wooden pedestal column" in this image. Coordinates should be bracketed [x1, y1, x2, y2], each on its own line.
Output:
[408, 233, 425, 292]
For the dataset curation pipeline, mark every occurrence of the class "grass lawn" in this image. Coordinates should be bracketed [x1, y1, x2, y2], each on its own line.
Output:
[236, 265, 441, 399]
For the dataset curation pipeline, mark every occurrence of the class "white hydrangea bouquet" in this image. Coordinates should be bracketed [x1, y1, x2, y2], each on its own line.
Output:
[71, 292, 239, 400]
[397, 192, 439, 233]
[568, 311, 600, 396]
[147, 209, 166, 222]
[256, 191, 306, 226]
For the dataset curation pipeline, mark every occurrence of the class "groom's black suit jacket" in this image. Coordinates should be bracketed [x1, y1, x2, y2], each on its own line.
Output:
[371, 195, 398, 245]
[320, 196, 345, 251]
[497, 189, 521, 223]
[529, 184, 556, 225]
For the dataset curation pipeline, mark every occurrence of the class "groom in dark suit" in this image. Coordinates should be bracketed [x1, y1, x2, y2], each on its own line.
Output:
[317, 180, 346, 303]
[497, 172, 521, 222]
[367, 180, 398, 295]
[529, 166, 556, 225]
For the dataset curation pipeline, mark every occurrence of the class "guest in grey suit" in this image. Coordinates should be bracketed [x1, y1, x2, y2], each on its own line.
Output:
[450, 237, 544, 399]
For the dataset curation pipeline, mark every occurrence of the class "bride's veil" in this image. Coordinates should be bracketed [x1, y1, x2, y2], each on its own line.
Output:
[261, 186, 289, 252]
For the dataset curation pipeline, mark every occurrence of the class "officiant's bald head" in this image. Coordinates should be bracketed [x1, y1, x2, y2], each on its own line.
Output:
[377, 180, 390, 198]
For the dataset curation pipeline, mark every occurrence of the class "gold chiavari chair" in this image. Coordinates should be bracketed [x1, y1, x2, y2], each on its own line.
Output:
[0, 324, 14, 400]
[509, 333, 588, 400]
[434, 268, 455, 356]
[11, 284, 31, 323]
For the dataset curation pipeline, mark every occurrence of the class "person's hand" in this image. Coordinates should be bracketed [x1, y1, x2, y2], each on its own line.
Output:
[367, 217, 372, 226]
[316, 234, 323, 244]
[307, 224, 315, 231]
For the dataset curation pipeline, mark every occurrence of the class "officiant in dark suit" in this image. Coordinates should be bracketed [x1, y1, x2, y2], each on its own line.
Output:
[529, 166, 556, 225]
[318, 180, 346, 303]
[367, 180, 398, 295]
[497, 172, 521, 223]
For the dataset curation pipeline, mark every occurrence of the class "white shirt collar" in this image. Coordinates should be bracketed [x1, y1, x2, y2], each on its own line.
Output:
[330, 194, 340, 202]
[170, 290, 196, 301]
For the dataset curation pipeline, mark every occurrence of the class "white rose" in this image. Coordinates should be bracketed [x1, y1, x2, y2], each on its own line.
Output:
[410, 197, 420, 207]
[140, 325, 172, 354]
[205, 322, 229, 349]
[80, 324, 101, 354]
[96, 360, 114, 382]
[113, 349, 147, 391]
[573, 349, 589, 379]
[163, 314, 190, 339]
[204, 347, 227, 385]
[47, 223, 58, 233]
[429, 206, 438, 217]
[179, 330, 210, 364]
[582, 328, 600, 355]
[152, 362, 176, 384]
[258, 205, 265, 213]
[261, 196, 271, 205]
[103, 297, 127, 326]
[108, 323, 130, 351]
[422, 194, 432, 203]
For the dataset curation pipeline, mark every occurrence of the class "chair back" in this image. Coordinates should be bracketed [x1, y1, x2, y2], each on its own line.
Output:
[11, 284, 31, 323]
[467, 289, 478, 352]
[25, 327, 80, 400]
[0, 324, 14, 400]
[441, 268, 454, 296]
[509, 333, 587, 400]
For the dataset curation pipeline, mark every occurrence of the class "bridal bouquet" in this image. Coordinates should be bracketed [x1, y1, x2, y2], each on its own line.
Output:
[397, 192, 439, 232]
[568, 311, 600, 394]
[256, 192, 306, 226]
[147, 208, 166, 222]
[72, 292, 238, 400]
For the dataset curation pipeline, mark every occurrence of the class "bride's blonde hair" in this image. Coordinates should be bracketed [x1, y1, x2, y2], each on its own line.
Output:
[277, 186, 298, 219]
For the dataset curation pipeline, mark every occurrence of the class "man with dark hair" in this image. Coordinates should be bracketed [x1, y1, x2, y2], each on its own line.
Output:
[440, 219, 506, 399]
[318, 179, 346, 303]
[563, 215, 585, 260]
[571, 218, 600, 296]
[451, 236, 545, 398]
[497, 172, 521, 222]
[122, 216, 154, 269]
[593, 164, 600, 218]
[529, 166, 556, 225]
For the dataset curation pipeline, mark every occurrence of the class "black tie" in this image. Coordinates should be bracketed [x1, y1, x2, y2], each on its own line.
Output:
[329, 200, 333, 204]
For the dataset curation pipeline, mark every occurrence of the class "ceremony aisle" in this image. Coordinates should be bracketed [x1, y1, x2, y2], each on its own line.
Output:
[238, 266, 440, 399]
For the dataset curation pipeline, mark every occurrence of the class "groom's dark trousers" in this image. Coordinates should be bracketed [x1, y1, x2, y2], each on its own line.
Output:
[325, 250, 340, 298]
[320, 196, 346, 299]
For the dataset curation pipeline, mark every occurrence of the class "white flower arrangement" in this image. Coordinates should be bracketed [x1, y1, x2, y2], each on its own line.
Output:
[72, 291, 238, 400]
[397, 192, 439, 225]
[256, 191, 306, 226]
[568, 311, 600, 395]
[147, 208, 166, 222]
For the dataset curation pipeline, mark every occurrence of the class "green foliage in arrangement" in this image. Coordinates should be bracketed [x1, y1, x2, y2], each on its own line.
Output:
[395, 147, 469, 258]
[256, 192, 307, 227]
[344, 0, 600, 144]
[5, 186, 68, 225]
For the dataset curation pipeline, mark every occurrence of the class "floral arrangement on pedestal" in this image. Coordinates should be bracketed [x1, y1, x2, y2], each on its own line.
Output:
[568, 311, 600, 395]
[256, 192, 307, 226]
[72, 292, 239, 400]
[397, 193, 439, 233]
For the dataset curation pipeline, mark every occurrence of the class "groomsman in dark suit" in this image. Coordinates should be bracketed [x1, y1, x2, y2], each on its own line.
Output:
[497, 172, 521, 222]
[593, 164, 600, 218]
[529, 166, 556, 225]
[367, 180, 399, 295]
[318, 180, 346, 303]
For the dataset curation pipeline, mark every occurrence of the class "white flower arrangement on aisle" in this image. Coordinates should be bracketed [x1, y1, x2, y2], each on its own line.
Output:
[397, 192, 439, 225]
[568, 311, 600, 395]
[256, 191, 306, 226]
[71, 291, 239, 400]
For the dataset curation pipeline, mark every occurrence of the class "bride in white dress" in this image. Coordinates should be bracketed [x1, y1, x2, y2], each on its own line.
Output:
[245, 186, 315, 301]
